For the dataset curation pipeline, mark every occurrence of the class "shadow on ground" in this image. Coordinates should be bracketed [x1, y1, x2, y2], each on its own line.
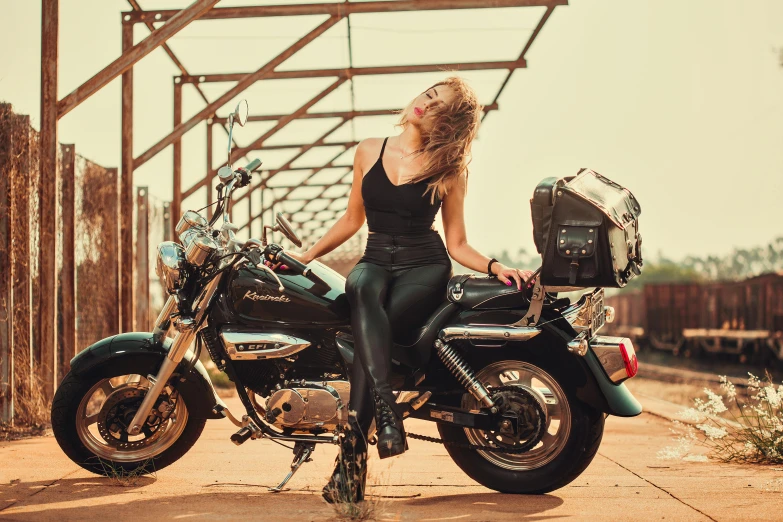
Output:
[0, 476, 565, 521]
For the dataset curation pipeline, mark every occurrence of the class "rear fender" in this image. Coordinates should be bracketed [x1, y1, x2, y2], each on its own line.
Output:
[69, 332, 226, 419]
[448, 310, 642, 417]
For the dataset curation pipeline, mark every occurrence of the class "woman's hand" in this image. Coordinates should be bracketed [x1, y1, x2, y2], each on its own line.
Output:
[264, 249, 314, 270]
[493, 264, 534, 290]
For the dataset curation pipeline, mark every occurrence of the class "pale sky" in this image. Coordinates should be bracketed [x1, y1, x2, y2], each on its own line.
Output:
[1, 0, 782, 262]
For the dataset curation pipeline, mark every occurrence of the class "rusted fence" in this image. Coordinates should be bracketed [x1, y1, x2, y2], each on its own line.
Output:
[0, 104, 168, 426]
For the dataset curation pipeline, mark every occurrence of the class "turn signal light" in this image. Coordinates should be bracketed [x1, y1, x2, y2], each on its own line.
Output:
[619, 339, 638, 379]
[604, 306, 616, 324]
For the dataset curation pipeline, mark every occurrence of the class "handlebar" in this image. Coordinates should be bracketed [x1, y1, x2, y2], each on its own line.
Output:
[276, 250, 311, 277]
[244, 158, 262, 172]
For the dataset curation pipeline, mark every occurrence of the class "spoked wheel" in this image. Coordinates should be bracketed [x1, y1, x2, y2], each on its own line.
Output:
[52, 369, 205, 476]
[437, 359, 604, 494]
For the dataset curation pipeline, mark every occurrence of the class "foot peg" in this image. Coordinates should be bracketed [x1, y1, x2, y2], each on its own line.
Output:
[231, 427, 253, 446]
[230, 415, 262, 446]
[269, 442, 315, 493]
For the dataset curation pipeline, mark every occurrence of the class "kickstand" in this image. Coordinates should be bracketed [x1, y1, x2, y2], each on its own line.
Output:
[268, 442, 316, 493]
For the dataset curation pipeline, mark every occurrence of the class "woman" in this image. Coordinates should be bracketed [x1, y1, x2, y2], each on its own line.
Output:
[280, 76, 532, 502]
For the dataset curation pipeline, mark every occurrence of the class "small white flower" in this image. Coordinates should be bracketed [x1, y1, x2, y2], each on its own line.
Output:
[719, 375, 737, 401]
[697, 424, 728, 440]
[683, 454, 708, 462]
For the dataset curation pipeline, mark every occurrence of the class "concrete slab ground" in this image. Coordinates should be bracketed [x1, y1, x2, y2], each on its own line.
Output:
[1, 395, 781, 522]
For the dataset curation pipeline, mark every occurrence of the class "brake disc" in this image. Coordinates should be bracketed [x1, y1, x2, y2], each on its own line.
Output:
[97, 386, 171, 451]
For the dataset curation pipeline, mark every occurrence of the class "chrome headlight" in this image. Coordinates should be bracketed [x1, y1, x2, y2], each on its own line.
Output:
[184, 232, 218, 266]
[156, 241, 187, 294]
[176, 210, 207, 238]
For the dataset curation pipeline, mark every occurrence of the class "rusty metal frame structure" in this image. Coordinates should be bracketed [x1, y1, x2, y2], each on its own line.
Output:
[40, 0, 565, 337]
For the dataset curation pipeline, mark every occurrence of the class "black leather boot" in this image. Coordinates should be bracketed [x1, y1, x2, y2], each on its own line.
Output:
[322, 422, 368, 504]
[373, 390, 408, 459]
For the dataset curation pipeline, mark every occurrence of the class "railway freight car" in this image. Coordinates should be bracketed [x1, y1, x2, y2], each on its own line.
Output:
[605, 273, 783, 363]
[686, 272, 783, 363]
[644, 283, 703, 355]
[603, 291, 646, 343]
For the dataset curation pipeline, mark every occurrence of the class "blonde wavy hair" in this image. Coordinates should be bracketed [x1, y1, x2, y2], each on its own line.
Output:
[394, 76, 483, 204]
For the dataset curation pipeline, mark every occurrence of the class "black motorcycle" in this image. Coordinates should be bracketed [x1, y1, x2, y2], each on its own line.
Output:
[51, 100, 643, 494]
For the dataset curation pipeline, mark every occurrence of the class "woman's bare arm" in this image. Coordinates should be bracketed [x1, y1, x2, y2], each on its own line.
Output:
[441, 173, 530, 289]
[297, 140, 372, 263]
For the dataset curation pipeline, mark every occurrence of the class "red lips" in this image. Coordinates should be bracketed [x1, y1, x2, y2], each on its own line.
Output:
[413, 107, 423, 117]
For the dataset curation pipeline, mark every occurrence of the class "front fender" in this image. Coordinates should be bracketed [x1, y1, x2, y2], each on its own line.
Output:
[69, 332, 226, 419]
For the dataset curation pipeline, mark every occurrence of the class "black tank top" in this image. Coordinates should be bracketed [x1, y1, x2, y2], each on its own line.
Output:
[361, 137, 442, 235]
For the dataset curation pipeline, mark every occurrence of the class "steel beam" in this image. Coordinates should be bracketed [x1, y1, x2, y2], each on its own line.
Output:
[135, 187, 150, 331]
[58, 0, 220, 118]
[211, 104, 496, 123]
[206, 121, 214, 219]
[39, 0, 59, 400]
[172, 82, 183, 236]
[120, 22, 134, 333]
[183, 78, 347, 200]
[230, 118, 349, 205]
[176, 60, 525, 84]
[134, 15, 341, 170]
[228, 102, 497, 207]
[231, 140, 359, 151]
[125, 1, 243, 164]
[125, 1, 567, 23]
[483, 5, 555, 123]
[59, 143, 75, 382]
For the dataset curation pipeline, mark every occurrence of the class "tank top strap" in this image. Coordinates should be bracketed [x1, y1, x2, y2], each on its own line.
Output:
[378, 137, 388, 161]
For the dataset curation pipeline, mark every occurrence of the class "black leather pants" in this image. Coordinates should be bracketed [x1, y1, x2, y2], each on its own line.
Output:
[344, 230, 452, 435]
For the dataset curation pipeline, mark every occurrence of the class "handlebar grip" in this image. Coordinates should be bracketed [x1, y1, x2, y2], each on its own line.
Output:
[244, 158, 262, 172]
[276, 251, 311, 277]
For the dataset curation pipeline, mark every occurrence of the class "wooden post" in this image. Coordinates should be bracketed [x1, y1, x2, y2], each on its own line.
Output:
[39, 0, 59, 399]
[120, 20, 134, 333]
[135, 187, 150, 331]
[59, 144, 75, 381]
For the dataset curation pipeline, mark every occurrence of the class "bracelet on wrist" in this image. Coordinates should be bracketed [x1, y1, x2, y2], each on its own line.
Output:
[487, 258, 498, 275]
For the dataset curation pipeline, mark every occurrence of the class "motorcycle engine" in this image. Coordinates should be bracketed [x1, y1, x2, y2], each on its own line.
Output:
[265, 380, 350, 432]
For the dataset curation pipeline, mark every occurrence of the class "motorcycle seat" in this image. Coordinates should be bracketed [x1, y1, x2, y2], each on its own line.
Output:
[336, 300, 459, 369]
[446, 273, 528, 310]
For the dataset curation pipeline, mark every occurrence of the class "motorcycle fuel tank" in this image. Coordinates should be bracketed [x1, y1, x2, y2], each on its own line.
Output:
[223, 260, 350, 327]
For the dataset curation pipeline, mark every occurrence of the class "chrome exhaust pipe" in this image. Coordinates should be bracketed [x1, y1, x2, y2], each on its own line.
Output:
[438, 324, 541, 343]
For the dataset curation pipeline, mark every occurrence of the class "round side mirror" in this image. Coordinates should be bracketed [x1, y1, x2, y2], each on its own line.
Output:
[276, 212, 302, 248]
[217, 165, 234, 181]
[234, 99, 249, 127]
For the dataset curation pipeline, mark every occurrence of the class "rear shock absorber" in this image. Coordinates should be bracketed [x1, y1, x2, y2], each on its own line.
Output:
[434, 339, 496, 411]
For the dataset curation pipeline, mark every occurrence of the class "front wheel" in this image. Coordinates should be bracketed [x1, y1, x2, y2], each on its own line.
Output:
[51, 369, 206, 476]
[437, 359, 604, 494]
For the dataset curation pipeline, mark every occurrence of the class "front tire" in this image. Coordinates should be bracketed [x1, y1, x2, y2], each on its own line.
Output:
[437, 359, 604, 494]
[51, 369, 206, 476]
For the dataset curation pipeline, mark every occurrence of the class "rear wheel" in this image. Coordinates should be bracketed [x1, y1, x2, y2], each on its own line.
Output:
[51, 369, 205, 476]
[437, 359, 604, 494]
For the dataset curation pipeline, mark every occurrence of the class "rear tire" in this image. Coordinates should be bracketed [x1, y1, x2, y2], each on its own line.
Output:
[51, 369, 206, 476]
[437, 359, 605, 494]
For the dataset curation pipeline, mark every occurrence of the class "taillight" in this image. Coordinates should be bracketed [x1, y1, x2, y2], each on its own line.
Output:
[619, 339, 638, 379]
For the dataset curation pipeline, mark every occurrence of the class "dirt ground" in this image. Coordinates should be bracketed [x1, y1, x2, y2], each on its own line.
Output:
[1, 389, 782, 522]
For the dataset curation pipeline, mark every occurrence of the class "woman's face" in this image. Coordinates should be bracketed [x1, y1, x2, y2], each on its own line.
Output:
[406, 84, 457, 129]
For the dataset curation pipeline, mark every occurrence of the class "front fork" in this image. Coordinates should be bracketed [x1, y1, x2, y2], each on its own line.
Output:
[127, 274, 223, 435]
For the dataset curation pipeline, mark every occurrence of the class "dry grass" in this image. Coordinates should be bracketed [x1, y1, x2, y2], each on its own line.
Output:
[659, 372, 783, 464]
[92, 457, 158, 488]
